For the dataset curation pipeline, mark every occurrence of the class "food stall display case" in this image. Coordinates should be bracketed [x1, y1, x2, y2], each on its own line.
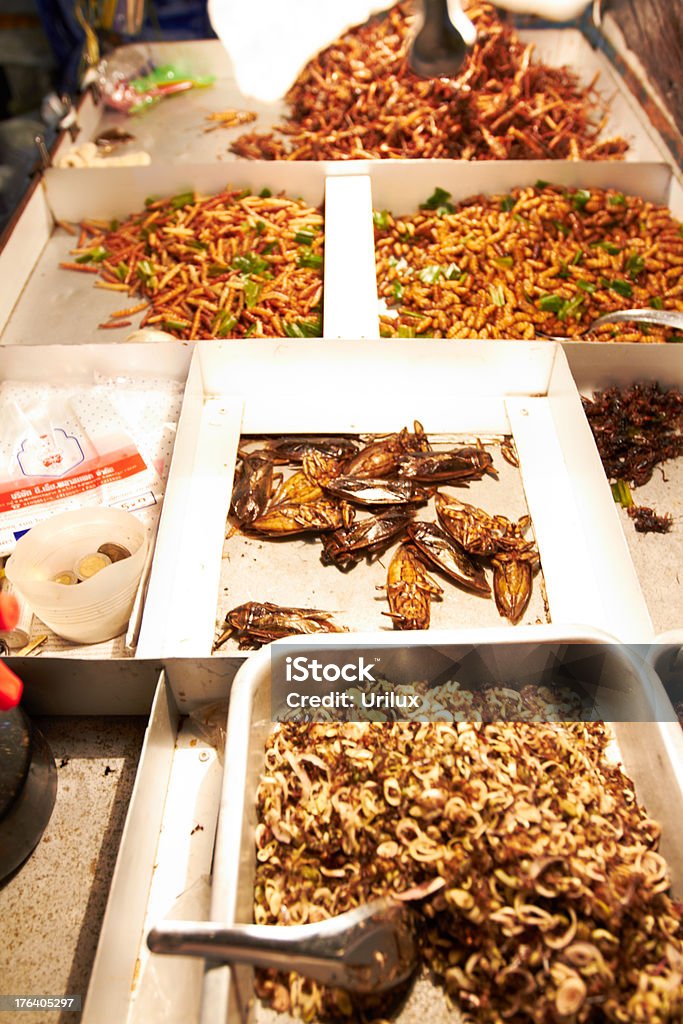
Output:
[1, 3, 683, 1022]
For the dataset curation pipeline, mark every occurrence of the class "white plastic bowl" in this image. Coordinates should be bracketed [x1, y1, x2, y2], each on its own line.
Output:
[5, 507, 148, 644]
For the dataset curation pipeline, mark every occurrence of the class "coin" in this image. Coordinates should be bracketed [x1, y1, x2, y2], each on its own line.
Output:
[97, 542, 131, 563]
[52, 570, 79, 586]
[74, 552, 112, 581]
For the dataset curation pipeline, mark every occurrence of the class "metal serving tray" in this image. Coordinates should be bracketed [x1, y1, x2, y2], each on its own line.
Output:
[1, 160, 680, 349]
[565, 346, 683, 637]
[50, 30, 678, 170]
[134, 338, 655, 663]
[204, 628, 683, 1024]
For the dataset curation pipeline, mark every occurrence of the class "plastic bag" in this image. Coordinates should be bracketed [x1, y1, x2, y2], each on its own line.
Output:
[97, 50, 214, 114]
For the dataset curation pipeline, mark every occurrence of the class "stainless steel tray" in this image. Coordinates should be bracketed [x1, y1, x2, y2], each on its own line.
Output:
[566, 345, 683, 637]
[205, 628, 683, 1023]
[51, 30, 678, 169]
[1, 159, 680, 348]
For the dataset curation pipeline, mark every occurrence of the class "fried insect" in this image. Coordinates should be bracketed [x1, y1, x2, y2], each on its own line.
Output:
[398, 445, 495, 484]
[220, 601, 347, 649]
[301, 451, 344, 488]
[492, 550, 536, 624]
[230, 453, 276, 526]
[435, 494, 512, 556]
[627, 504, 674, 534]
[268, 470, 324, 508]
[323, 475, 428, 507]
[266, 437, 360, 462]
[407, 521, 490, 596]
[344, 421, 430, 478]
[248, 498, 345, 536]
[320, 508, 415, 571]
[382, 543, 443, 630]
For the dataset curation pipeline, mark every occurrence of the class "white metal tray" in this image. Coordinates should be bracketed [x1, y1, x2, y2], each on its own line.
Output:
[1, 159, 680, 349]
[50, 31, 679, 170]
[135, 338, 654, 662]
[204, 628, 683, 1024]
[566, 346, 683, 637]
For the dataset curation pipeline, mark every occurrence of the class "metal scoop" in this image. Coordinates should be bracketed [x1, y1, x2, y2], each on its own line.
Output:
[147, 897, 417, 994]
[543, 307, 683, 341]
[408, 0, 476, 79]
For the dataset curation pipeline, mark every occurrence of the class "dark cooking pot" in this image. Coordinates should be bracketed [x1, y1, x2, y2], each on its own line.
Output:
[0, 708, 57, 881]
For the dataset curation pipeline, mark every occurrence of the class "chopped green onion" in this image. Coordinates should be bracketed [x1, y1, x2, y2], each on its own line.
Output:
[558, 294, 584, 321]
[283, 316, 322, 338]
[557, 262, 570, 280]
[392, 281, 404, 301]
[144, 195, 159, 207]
[649, 296, 664, 310]
[397, 324, 417, 337]
[294, 228, 318, 245]
[169, 191, 195, 211]
[571, 249, 584, 266]
[244, 324, 256, 337]
[136, 259, 155, 280]
[75, 246, 109, 264]
[255, 220, 266, 235]
[213, 312, 237, 338]
[161, 319, 189, 332]
[552, 219, 570, 237]
[187, 239, 207, 251]
[109, 219, 119, 231]
[297, 250, 323, 270]
[625, 253, 645, 278]
[283, 321, 305, 338]
[420, 187, 454, 214]
[535, 179, 550, 189]
[611, 479, 634, 508]
[236, 189, 251, 200]
[232, 252, 270, 275]
[243, 278, 262, 308]
[577, 279, 596, 293]
[444, 262, 463, 280]
[500, 195, 516, 213]
[259, 188, 272, 198]
[418, 265, 443, 284]
[572, 189, 591, 211]
[538, 294, 565, 313]
[592, 241, 621, 255]
[489, 284, 506, 306]
[609, 193, 627, 206]
[373, 210, 391, 230]
[115, 262, 129, 281]
[609, 278, 633, 298]
[493, 256, 514, 268]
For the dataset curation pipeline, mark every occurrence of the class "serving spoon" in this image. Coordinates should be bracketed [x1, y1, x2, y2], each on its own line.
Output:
[408, 0, 476, 78]
[147, 897, 417, 994]
[542, 307, 683, 341]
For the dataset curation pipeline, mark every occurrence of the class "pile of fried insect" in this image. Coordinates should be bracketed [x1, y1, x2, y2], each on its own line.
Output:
[218, 422, 539, 648]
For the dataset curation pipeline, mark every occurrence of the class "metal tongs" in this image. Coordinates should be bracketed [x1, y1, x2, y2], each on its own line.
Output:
[147, 897, 417, 994]
[544, 307, 683, 341]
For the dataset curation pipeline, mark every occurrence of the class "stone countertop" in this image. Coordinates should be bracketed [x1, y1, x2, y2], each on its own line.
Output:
[0, 716, 147, 1024]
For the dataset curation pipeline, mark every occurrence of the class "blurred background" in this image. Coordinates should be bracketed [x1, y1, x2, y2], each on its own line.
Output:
[0, 0, 214, 237]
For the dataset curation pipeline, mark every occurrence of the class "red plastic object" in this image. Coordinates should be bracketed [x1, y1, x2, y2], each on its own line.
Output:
[0, 663, 23, 710]
[0, 592, 19, 631]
